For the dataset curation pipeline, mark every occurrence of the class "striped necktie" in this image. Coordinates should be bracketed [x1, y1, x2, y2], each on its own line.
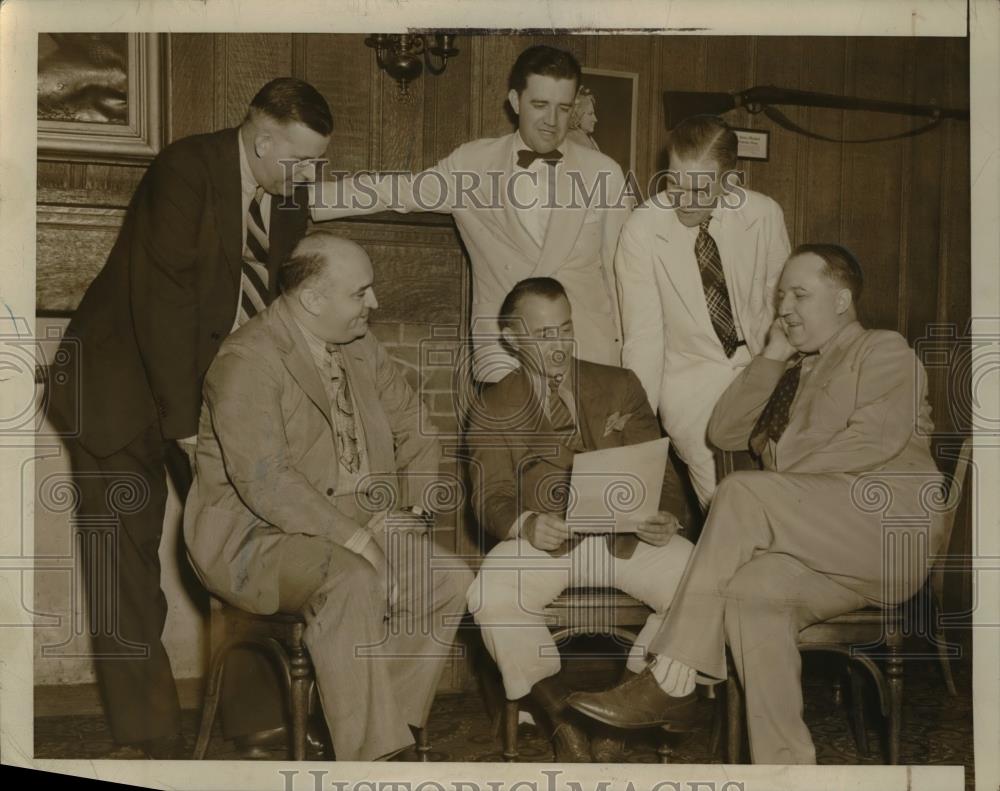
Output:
[695, 218, 740, 357]
[749, 355, 805, 458]
[235, 186, 270, 327]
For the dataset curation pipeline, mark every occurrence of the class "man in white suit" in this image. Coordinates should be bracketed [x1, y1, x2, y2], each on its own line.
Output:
[616, 116, 790, 507]
[311, 45, 630, 381]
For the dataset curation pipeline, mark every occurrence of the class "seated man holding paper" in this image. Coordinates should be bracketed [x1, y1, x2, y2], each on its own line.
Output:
[466, 277, 694, 762]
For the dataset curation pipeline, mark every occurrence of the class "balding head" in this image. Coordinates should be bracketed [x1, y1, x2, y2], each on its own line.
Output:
[281, 232, 378, 343]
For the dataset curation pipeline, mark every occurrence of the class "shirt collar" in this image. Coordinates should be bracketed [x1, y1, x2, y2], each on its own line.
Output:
[238, 128, 261, 197]
[513, 130, 567, 164]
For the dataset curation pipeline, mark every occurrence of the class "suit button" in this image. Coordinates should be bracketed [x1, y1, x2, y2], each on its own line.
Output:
[326, 488, 334, 496]
[210, 331, 222, 341]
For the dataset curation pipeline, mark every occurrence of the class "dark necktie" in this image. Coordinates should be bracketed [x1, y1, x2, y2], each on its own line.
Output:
[517, 148, 563, 169]
[236, 187, 270, 327]
[326, 344, 361, 474]
[749, 356, 805, 457]
[694, 218, 740, 357]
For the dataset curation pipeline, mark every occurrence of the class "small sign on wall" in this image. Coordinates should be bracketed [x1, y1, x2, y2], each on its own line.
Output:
[733, 128, 770, 161]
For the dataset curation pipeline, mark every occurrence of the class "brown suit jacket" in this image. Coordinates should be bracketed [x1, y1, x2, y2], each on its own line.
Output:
[183, 296, 439, 614]
[468, 359, 688, 556]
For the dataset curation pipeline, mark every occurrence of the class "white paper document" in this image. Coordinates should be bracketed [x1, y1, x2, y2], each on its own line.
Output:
[565, 437, 669, 533]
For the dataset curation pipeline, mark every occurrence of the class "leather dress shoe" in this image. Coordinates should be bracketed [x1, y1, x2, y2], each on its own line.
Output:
[529, 674, 592, 762]
[589, 726, 625, 762]
[550, 718, 592, 762]
[567, 668, 701, 731]
[233, 725, 328, 759]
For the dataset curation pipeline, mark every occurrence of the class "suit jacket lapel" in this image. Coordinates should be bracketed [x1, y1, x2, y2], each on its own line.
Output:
[716, 206, 761, 334]
[207, 128, 245, 293]
[271, 300, 333, 429]
[776, 324, 862, 469]
[575, 361, 604, 450]
[534, 148, 587, 278]
[654, 229, 702, 323]
[496, 135, 543, 257]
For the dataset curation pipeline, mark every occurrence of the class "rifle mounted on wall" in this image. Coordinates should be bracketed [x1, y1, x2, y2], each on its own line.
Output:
[664, 85, 969, 144]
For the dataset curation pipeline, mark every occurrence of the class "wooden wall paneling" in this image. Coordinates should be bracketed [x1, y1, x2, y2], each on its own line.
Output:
[218, 34, 294, 128]
[747, 36, 805, 243]
[593, 34, 655, 196]
[36, 206, 125, 312]
[903, 37, 953, 344]
[654, 35, 709, 174]
[477, 35, 537, 139]
[799, 37, 847, 246]
[376, 58, 426, 171]
[169, 34, 215, 142]
[421, 34, 474, 168]
[839, 37, 909, 332]
[303, 34, 373, 174]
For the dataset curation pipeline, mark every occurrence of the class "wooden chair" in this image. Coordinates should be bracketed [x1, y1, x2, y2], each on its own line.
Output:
[192, 597, 432, 761]
[497, 587, 682, 763]
[723, 437, 972, 764]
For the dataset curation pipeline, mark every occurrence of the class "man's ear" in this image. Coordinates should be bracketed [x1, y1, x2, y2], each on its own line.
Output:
[835, 288, 853, 315]
[508, 88, 520, 116]
[298, 286, 322, 317]
[253, 132, 273, 159]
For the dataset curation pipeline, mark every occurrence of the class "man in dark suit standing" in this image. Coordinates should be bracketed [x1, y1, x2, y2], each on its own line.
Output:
[465, 278, 694, 761]
[47, 78, 332, 758]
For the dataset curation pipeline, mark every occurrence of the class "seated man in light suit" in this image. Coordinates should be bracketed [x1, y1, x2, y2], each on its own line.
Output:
[568, 245, 947, 764]
[616, 115, 790, 508]
[465, 277, 694, 762]
[184, 232, 473, 761]
[312, 45, 630, 381]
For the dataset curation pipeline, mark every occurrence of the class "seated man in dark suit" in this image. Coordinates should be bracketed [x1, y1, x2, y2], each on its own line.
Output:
[567, 244, 947, 764]
[465, 277, 694, 762]
[184, 232, 473, 761]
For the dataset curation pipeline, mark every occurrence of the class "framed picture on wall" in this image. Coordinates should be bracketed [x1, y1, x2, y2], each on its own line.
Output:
[572, 67, 638, 176]
[37, 32, 164, 164]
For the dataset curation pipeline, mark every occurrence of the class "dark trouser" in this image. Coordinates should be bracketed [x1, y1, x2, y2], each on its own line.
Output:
[67, 423, 284, 744]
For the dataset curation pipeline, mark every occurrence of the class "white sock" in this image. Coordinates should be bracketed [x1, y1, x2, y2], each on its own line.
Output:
[650, 655, 696, 697]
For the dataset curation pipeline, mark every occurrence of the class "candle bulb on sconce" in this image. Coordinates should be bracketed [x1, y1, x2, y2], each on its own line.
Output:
[364, 33, 459, 98]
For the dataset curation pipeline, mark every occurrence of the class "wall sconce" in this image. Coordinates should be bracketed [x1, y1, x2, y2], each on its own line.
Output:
[364, 33, 459, 98]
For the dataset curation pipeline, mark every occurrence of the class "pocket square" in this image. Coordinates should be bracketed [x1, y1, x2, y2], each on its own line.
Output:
[603, 411, 633, 436]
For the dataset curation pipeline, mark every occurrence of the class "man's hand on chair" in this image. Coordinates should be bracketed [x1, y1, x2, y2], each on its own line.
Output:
[634, 511, 682, 547]
[524, 513, 572, 552]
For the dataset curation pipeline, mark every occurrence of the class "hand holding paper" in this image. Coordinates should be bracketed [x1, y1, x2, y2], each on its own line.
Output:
[566, 437, 670, 534]
[633, 510, 683, 546]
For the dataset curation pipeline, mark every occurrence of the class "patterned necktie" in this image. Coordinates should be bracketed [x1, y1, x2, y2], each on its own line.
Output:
[749, 356, 805, 457]
[236, 187, 270, 327]
[326, 344, 361, 474]
[517, 149, 563, 168]
[694, 218, 740, 357]
[546, 375, 584, 453]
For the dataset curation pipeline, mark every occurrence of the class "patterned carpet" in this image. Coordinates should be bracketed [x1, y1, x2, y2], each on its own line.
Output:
[35, 649, 973, 783]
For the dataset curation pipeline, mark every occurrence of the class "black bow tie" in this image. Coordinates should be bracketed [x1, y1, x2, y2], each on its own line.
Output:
[517, 148, 563, 169]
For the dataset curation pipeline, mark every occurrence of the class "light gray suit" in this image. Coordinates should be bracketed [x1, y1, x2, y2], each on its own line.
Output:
[184, 296, 473, 761]
[647, 321, 946, 763]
